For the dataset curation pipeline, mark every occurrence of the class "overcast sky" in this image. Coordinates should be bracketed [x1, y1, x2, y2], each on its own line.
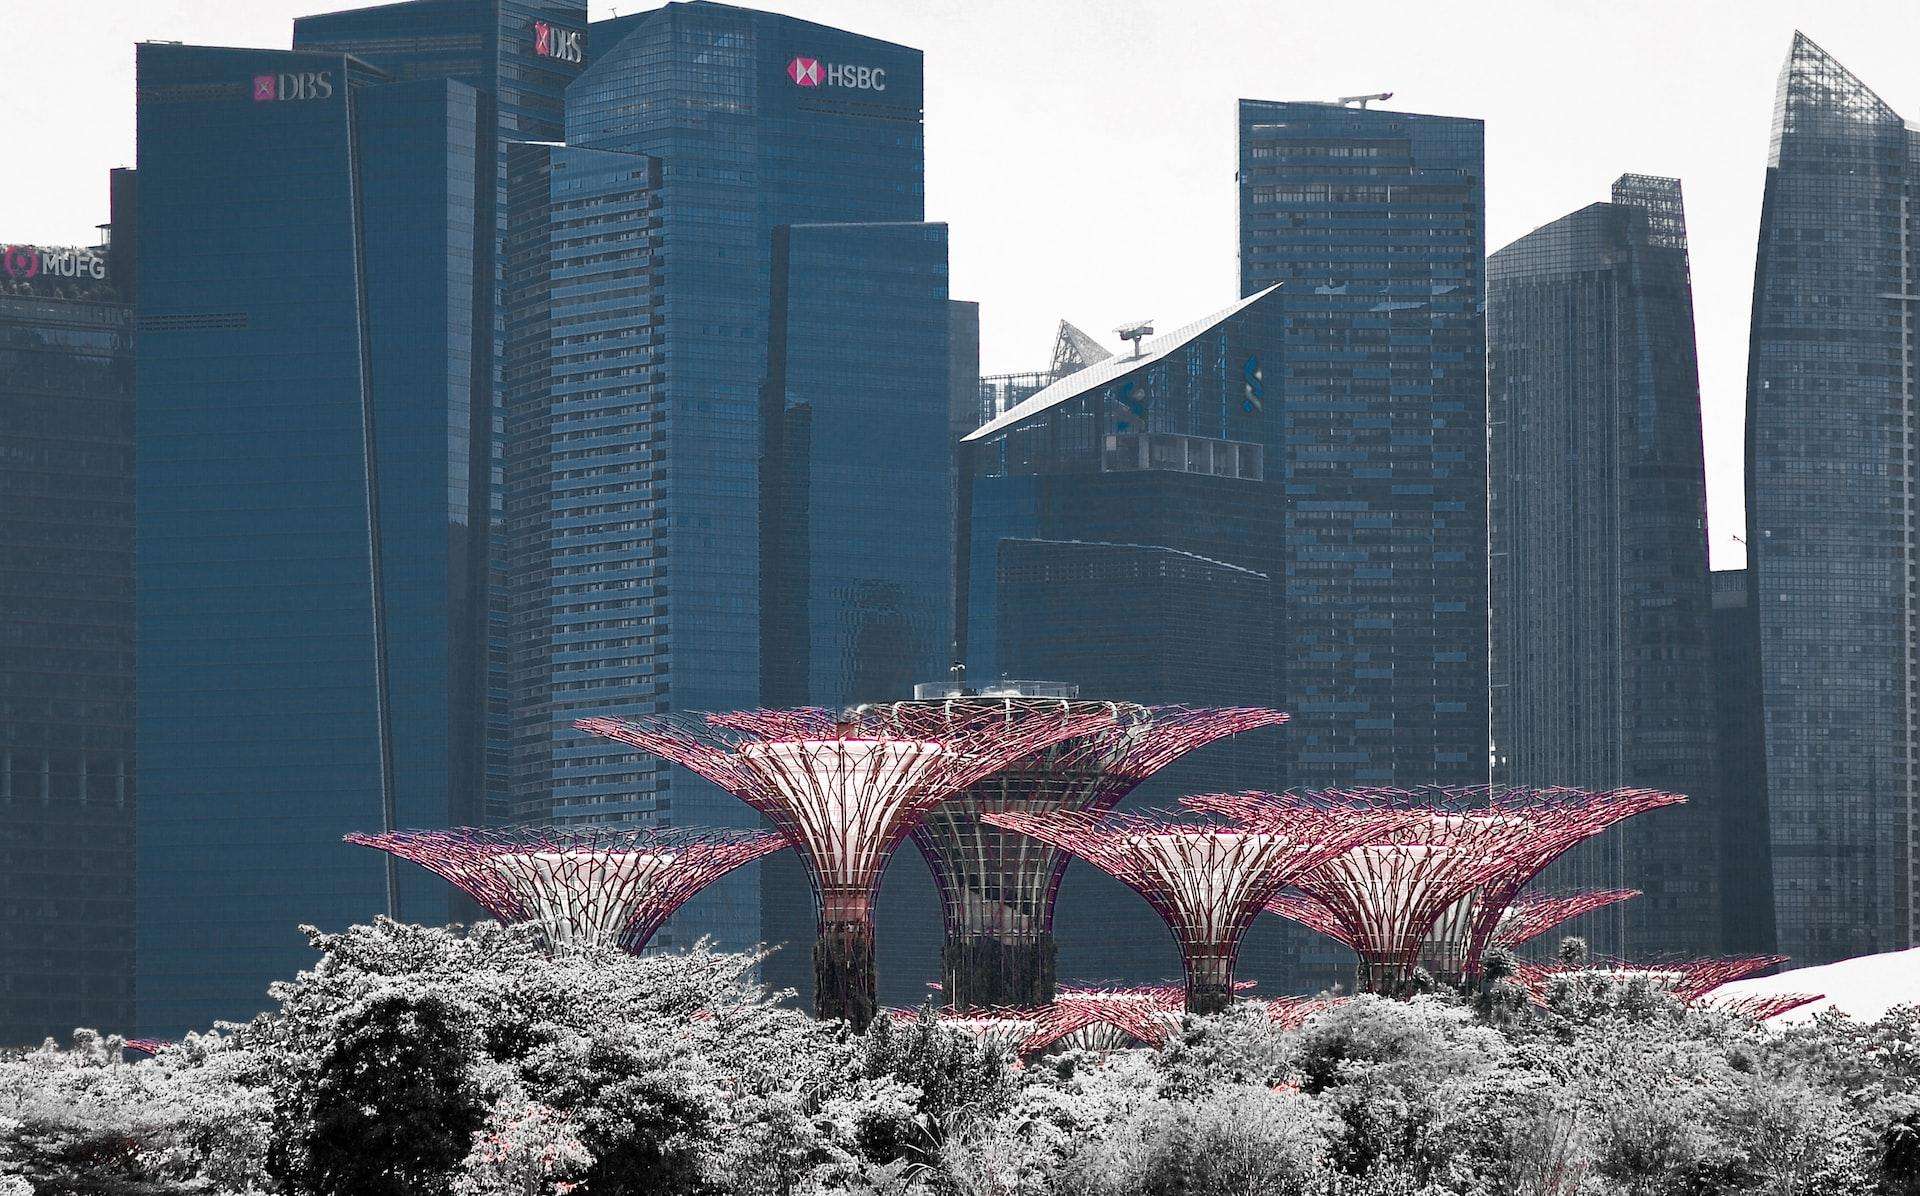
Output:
[9, 1, 1919, 568]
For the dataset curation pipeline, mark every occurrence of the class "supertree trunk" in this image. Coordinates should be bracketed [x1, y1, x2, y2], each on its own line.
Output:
[815, 920, 878, 1029]
[941, 933, 1057, 1008]
[1184, 954, 1235, 1015]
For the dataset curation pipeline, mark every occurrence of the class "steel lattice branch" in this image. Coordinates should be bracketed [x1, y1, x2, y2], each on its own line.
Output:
[344, 825, 785, 953]
[1508, 954, 1791, 1005]
[1699, 991, 1825, 1022]
[982, 807, 1371, 1012]
[1492, 888, 1642, 949]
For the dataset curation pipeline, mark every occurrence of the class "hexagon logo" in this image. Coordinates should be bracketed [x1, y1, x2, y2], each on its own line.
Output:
[787, 56, 822, 87]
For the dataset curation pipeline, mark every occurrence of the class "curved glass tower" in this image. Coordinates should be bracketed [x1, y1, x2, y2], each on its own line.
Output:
[1746, 32, 1920, 962]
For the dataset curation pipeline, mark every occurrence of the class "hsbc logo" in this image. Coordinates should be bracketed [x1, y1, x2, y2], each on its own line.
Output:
[787, 55, 887, 92]
[3, 245, 107, 282]
[534, 21, 582, 64]
[253, 71, 335, 102]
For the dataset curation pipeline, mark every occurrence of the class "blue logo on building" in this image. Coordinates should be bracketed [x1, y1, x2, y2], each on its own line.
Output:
[1242, 355, 1264, 413]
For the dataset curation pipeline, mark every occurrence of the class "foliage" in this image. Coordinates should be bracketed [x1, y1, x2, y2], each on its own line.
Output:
[2, 918, 1917, 1195]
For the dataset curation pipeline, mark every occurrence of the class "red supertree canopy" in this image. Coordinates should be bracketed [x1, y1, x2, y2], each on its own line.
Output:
[1699, 991, 1826, 1022]
[1194, 788, 1681, 991]
[885, 1007, 1043, 1054]
[888, 702, 1289, 944]
[344, 825, 785, 953]
[1509, 955, 1791, 1005]
[576, 705, 1114, 1027]
[982, 807, 1372, 1012]
[866, 700, 1287, 1008]
[123, 1038, 168, 1058]
[1491, 888, 1642, 950]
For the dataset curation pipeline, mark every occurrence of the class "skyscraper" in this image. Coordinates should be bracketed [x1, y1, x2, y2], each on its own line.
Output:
[134, 43, 484, 1034]
[0, 206, 135, 1046]
[959, 288, 1287, 986]
[1711, 569, 1777, 956]
[1237, 100, 1488, 790]
[1487, 176, 1722, 958]
[293, 0, 590, 821]
[552, 4, 929, 952]
[1746, 32, 1920, 961]
[500, 141, 665, 828]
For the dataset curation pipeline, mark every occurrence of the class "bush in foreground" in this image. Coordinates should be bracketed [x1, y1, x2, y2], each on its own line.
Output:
[0, 919, 1915, 1195]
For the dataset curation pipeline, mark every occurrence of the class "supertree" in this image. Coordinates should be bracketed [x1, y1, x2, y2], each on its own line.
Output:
[1509, 954, 1790, 1005]
[1264, 885, 1643, 959]
[1194, 787, 1683, 992]
[1699, 992, 1826, 1022]
[123, 1038, 168, 1058]
[982, 808, 1375, 1013]
[576, 705, 1113, 1028]
[345, 825, 786, 953]
[858, 698, 1288, 1008]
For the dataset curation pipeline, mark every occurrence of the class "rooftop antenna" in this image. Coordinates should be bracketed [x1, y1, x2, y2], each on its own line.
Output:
[1114, 319, 1154, 359]
[1338, 92, 1393, 109]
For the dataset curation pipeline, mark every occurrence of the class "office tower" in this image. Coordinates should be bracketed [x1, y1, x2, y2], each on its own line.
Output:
[1487, 176, 1721, 958]
[294, 0, 589, 821]
[959, 288, 1287, 986]
[1746, 32, 1920, 962]
[134, 43, 483, 1034]
[0, 202, 134, 1046]
[1711, 569, 1777, 955]
[551, 5, 928, 955]
[1237, 99, 1488, 790]
[948, 302, 982, 454]
[500, 142, 664, 826]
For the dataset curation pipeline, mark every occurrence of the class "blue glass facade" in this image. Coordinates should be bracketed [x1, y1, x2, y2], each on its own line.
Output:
[759, 220, 952, 1001]
[959, 290, 1288, 989]
[294, 0, 589, 822]
[1711, 569, 1777, 956]
[555, 4, 927, 951]
[1746, 33, 1920, 961]
[1237, 101, 1488, 791]
[1487, 178, 1722, 959]
[0, 217, 135, 1046]
[134, 43, 482, 1034]
[500, 142, 668, 832]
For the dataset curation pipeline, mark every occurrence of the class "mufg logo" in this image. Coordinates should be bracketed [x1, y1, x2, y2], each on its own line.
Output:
[3, 245, 107, 281]
[787, 55, 887, 92]
[253, 71, 335, 102]
[534, 21, 582, 65]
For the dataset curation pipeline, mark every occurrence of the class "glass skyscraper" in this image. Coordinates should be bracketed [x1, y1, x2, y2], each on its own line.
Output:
[1711, 568, 1777, 957]
[1487, 176, 1722, 959]
[293, 0, 590, 821]
[499, 141, 666, 828]
[548, 4, 929, 952]
[1237, 99, 1488, 790]
[959, 288, 1288, 989]
[134, 43, 484, 1034]
[1746, 32, 1920, 961]
[0, 207, 135, 1046]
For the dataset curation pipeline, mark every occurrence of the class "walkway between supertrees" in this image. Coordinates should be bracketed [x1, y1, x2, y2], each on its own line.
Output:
[859, 698, 1289, 1009]
[1191, 787, 1684, 993]
[576, 705, 1115, 1029]
[345, 825, 786, 953]
[982, 807, 1378, 1014]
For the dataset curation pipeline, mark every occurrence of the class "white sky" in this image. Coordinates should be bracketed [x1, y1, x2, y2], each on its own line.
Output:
[9, 1, 1920, 569]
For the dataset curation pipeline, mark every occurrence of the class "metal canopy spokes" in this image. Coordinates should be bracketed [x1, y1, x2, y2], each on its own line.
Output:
[983, 806, 1370, 1012]
[575, 705, 1117, 1028]
[344, 825, 786, 953]
[1193, 787, 1684, 991]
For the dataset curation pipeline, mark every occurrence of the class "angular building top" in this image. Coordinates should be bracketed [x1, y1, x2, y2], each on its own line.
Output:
[1746, 31, 1920, 961]
[966, 286, 1279, 445]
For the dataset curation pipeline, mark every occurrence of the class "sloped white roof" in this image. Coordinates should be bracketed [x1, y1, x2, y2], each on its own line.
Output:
[963, 285, 1282, 444]
[1712, 946, 1920, 1023]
